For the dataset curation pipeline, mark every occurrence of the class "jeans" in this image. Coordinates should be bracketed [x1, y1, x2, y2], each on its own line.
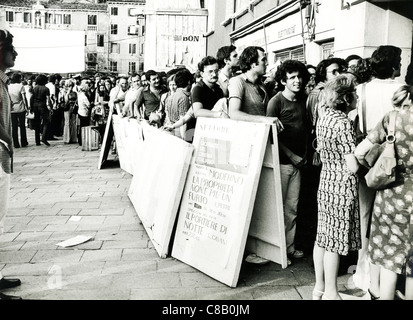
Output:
[280, 164, 301, 254]
[11, 111, 28, 147]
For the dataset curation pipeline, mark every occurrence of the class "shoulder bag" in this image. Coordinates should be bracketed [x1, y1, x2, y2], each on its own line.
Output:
[364, 111, 397, 190]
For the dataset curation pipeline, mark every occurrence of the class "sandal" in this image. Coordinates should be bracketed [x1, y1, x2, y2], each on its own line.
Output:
[312, 288, 324, 300]
[368, 289, 379, 300]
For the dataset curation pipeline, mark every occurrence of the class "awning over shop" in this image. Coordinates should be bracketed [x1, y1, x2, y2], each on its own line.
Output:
[366, 0, 413, 19]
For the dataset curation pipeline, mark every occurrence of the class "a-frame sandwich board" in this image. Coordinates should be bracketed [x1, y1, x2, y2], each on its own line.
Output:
[172, 118, 287, 287]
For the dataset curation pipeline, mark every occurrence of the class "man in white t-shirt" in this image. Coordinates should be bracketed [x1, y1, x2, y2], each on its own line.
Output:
[216, 45, 239, 97]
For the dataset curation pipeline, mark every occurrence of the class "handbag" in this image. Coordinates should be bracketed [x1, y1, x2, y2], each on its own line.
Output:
[26, 111, 35, 120]
[364, 111, 397, 190]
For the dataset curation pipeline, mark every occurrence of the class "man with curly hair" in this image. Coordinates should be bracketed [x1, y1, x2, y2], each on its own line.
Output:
[266, 59, 310, 265]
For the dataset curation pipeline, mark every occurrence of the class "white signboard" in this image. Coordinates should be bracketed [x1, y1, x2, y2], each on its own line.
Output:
[172, 118, 270, 287]
[112, 115, 133, 175]
[129, 124, 193, 258]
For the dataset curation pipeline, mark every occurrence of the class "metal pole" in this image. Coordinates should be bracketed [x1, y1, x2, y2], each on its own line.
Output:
[299, 0, 307, 64]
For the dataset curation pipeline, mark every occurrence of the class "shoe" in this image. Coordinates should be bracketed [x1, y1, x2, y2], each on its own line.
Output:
[395, 290, 405, 300]
[36, 143, 41, 146]
[245, 253, 269, 265]
[0, 292, 22, 300]
[312, 288, 324, 300]
[0, 277, 21, 290]
[368, 289, 379, 300]
[322, 293, 343, 300]
[288, 250, 304, 259]
[14, 145, 20, 148]
[41, 140, 50, 146]
[21, 143, 28, 147]
[287, 258, 292, 266]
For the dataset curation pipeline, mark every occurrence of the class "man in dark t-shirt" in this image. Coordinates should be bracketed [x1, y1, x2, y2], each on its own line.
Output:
[266, 59, 310, 264]
[191, 56, 227, 121]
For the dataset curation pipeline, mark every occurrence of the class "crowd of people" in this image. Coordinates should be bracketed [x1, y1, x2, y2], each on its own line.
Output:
[1, 27, 413, 301]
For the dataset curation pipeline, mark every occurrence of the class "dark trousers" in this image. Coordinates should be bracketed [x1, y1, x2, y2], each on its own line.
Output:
[50, 108, 64, 137]
[11, 112, 28, 148]
[33, 110, 50, 145]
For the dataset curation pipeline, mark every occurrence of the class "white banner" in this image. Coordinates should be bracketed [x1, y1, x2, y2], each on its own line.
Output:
[10, 27, 85, 74]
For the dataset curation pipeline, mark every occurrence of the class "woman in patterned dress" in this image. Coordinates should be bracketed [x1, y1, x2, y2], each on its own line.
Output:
[355, 85, 413, 300]
[312, 74, 361, 300]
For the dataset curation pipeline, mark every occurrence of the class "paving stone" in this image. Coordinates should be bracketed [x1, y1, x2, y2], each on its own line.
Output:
[95, 230, 145, 241]
[5, 208, 32, 216]
[0, 250, 37, 263]
[14, 231, 53, 242]
[81, 249, 122, 262]
[31, 249, 84, 263]
[130, 287, 197, 300]
[121, 248, 160, 261]
[109, 272, 181, 289]
[9, 223, 46, 232]
[101, 239, 149, 249]
[156, 258, 198, 273]
[0, 232, 21, 242]
[1, 262, 53, 276]
[79, 208, 124, 216]
[57, 208, 82, 216]
[249, 285, 303, 300]
[102, 260, 156, 275]
[179, 272, 228, 288]
[47, 231, 97, 241]
[20, 241, 59, 251]
[53, 201, 101, 209]
[0, 241, 25, 251]
[196, 287, 255, 300]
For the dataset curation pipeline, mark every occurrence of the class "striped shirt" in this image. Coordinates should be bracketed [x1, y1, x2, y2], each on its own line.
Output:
[0, 70, 12, 173]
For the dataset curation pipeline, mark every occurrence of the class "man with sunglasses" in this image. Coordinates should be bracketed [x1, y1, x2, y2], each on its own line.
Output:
[0, 29, 23, 300]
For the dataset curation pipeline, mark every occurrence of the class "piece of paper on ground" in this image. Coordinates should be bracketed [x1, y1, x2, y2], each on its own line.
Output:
[56, 235, 93, 248]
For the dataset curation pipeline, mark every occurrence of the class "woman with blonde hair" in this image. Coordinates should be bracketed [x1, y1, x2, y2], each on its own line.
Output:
[355, 85, 413, 300]
[76, 79, 91, 146]
[62, 79, 77, 144]
[312, 74, 361, 300]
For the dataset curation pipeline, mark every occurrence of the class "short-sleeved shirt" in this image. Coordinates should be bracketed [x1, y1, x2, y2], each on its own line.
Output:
[32, 85, 50, 113]
[267, 91, 307, 164]
[165, 88, 191, 125]
[218, 72, 230, 97]
[228, 74, 268, 116]
[356, 78, 402, 133]
[136, 86, 167, 119]
[191, 79, 224, 111]
[8, 83, 26, 113]
[0, 70, 12, 173]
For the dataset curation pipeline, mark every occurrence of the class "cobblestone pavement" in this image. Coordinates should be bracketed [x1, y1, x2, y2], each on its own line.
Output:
[0, 129, 366, 301]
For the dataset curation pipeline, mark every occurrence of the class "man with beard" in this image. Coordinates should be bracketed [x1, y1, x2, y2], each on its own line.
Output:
[135, 70, 167, 121]
[191, 56, 227, 121]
